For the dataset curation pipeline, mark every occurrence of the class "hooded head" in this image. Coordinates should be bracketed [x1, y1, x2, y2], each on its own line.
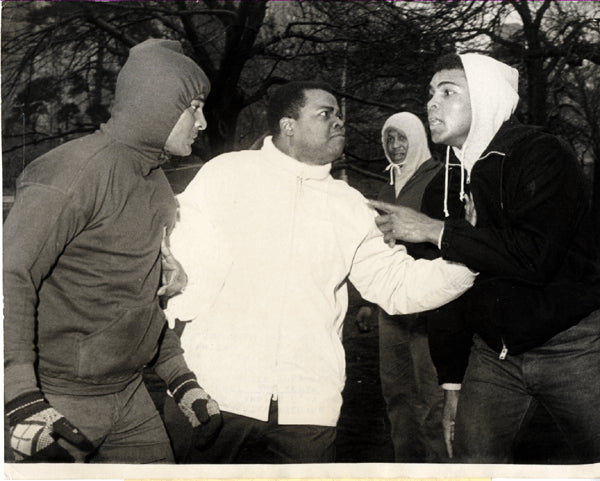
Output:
[381, 112, 431, 189]
[102, 38, 210, 169]
[428, 53, 519, 215]
[428, 53, 519, 173]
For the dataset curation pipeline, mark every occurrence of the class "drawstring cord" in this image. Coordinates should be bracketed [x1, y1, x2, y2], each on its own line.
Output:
[443, 147, 451, 218]
[443, 146, 467, 218]
[443, 148, 506, 218]
[384, 162, 403, 186]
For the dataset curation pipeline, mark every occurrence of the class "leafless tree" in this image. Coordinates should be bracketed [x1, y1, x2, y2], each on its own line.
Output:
[3, 0, 598, 222]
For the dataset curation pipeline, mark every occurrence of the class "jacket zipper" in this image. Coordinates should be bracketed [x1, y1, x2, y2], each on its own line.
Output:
[499, 337, 508, 360]
[273, 175, 303, 400]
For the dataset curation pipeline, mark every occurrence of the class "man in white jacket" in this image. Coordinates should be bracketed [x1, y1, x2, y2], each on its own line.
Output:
[163, 81, 476, 463]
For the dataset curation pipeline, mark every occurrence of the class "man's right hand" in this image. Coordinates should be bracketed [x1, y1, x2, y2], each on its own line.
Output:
[6, 391, 93, 462]
[442, 389, 460, 459]
[368, 200, 444, 246]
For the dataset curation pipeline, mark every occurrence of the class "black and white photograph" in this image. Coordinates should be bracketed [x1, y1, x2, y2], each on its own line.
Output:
[2, 1, 599, 479]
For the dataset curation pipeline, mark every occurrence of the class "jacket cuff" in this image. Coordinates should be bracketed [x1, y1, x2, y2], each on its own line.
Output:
[167, 372, 200, 402]
[440, 219, 460, 255]
[441, 383, 462, 391]
[5, 391, 46, 425]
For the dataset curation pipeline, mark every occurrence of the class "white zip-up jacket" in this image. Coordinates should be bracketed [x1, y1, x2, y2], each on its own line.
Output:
[165, 137, 475, 426]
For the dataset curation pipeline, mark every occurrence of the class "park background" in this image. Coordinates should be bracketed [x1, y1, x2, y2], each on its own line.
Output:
[2, 0, 599, 465]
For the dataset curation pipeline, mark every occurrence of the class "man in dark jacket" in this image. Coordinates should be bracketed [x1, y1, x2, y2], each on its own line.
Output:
[370, 53, 600, 463]
[4, 39, 221, 463]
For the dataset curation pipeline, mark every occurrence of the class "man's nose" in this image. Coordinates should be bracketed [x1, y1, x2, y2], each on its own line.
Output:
[194, 111, 207, 131]
[427, 96, 438, 112]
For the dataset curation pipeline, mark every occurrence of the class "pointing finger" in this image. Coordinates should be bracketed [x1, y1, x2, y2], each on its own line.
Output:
[368, 200, 397, 214]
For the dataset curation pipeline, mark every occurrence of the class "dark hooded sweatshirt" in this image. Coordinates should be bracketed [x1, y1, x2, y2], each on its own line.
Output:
[429, 119, 600, 383]
[4, 39, 210, 400]
[426, 54, 600, 384]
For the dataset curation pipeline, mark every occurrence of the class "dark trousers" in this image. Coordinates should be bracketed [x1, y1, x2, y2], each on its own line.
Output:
[44, 376, 174, 463]
[379, 310, 447, 462]
[164, 396, 336, 464]
[454, 309, 600, 463]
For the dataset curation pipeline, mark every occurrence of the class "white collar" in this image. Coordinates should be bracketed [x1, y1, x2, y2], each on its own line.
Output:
[262, 136, 332, 180]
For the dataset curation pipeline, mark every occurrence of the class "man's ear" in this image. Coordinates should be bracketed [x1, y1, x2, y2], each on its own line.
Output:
[280, 118, 294, 136]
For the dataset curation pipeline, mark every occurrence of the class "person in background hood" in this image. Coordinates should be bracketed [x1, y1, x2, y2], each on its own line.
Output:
[161, 81, 476, 464]
[358, 112, 451, 462]
[3, 38, 221, 463]
[370, 53, 600, 463]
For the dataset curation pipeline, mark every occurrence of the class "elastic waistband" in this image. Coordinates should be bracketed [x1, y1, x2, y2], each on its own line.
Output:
[39, 371, 141, 396]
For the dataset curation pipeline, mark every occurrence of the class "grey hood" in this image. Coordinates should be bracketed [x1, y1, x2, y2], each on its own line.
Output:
[101, 38, 210, 172]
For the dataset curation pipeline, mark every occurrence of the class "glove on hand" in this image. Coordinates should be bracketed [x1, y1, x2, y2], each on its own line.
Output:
[6, 391, 93, 462]
[169, 372, 222, 447]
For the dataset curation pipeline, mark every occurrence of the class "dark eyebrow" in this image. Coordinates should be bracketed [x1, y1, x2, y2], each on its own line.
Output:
[430, 80, 460, 90]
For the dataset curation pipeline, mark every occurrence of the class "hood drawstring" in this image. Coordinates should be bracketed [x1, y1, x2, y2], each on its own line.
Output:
[384, 162, 403, 186]
[443, 148, 450, 218]
[460, 155, 466, 203]
[443, 147, 507, 218]
[443, 146, 467, 218]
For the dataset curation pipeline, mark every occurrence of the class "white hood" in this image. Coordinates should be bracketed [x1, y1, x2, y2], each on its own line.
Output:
[381, 112, 431, 195]
[455, 53, 520, 174]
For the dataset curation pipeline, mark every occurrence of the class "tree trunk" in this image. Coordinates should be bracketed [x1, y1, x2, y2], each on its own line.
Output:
[205, 95, 244, 157]
[526, 56, 548, 126]
[592, 153, 600, 253]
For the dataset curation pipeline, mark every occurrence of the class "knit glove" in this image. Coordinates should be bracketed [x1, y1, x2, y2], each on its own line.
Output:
[169, 372, 222, 447]
[6, 391, 93, 462]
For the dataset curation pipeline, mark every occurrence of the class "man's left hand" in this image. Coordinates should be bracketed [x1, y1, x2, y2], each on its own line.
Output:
[368, 200, 444, 246]
[465, 192, 477, 227]
[169, 373, 222, 448]
[158, 228, 187, 298]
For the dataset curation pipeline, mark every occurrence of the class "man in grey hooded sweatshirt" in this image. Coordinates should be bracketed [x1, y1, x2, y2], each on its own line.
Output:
[4, 39, 221, 463]
[371, 53, 600, 463]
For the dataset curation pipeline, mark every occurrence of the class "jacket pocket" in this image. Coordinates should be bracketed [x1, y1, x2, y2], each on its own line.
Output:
[77, 303, 164, 382]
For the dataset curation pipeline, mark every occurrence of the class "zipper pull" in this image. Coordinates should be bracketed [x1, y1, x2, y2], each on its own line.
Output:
[499, 339, 508, 360]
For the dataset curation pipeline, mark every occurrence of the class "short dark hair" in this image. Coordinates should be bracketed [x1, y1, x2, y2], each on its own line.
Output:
[267, 81, 336, 137]
[433, 53, 464, 74]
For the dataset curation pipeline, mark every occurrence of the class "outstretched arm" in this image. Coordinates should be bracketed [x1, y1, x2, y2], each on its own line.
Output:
[348, 209, 475, 316]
